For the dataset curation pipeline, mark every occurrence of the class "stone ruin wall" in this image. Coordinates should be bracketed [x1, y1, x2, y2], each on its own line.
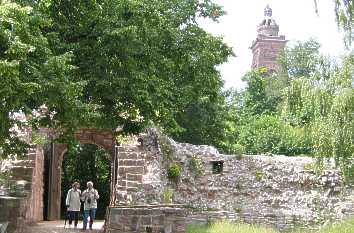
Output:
[0, 113, 45, 233]
[0, 145, 44, 233]
[111, 129, 354, 231]
[2, 127, 354, 232]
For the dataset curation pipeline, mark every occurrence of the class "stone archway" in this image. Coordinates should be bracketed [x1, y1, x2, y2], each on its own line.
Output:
[45, 128, 116, 220]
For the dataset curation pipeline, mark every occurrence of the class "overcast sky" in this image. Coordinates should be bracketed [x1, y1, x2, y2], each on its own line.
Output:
[199, 0, 347, 89]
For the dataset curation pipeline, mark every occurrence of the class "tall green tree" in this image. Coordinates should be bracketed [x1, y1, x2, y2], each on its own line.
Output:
[0, 0, 232, 156]
[0, 1, 89, 156]
[278, 39, 321, 79]
[171, 90, 229, 150]
[335, 0, 354, 46]
[48, 0, 231, 133]
[242, 68, 278, 116]
[281, 55, 354, 180]
[265, 39, 322, 109]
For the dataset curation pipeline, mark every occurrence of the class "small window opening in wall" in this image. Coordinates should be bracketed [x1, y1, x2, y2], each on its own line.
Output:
[212, 161, 223, 174]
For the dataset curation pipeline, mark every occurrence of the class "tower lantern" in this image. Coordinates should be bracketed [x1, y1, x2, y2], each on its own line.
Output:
[250, 5, 287, 72]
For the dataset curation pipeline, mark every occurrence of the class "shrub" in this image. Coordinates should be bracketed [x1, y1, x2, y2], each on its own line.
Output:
[238, 115, 282, 154]
[238, 115, 311, 156]
[162, 188, 174, 204]
[167, 163, 181, 181]
[231, 144, 245, 156]
[255, 170, 264, 181]
[278, 125, 312, 156]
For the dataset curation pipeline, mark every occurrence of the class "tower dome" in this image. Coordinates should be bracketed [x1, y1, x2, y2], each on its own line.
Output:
[257, 5, 279, 37]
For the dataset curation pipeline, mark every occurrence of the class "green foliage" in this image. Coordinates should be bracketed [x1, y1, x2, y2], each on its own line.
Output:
[239, 115, 282, 154]
[335, 0, 354, 46]
[220, 37, 352, 172]
[172, 91, 230, 151]
[31, 131, 48, 145]
[61, 144, 110, 219]
[187, 221, 278, 233]
[255, 169, 264, 181]
[188, 155, 204, 177]
[278, 39, 321, 79]
[187, 218, 354, 233]
[238, 115, 311, 155]
[0, 170, 10, 187]
[303, 161, 324, 176]
[217, 89, 244, 154]
[0, 0, 232, 157]
[281, 55, 354, 181]
[0, 1, 89, 156]
[317, 217, 354, 233]
[162, 188, 174, 204]
[242, 68, 278, 116]
[48, 0, 232, 132]
[167, 163, 182, 182]
[231, 144, 245, 157]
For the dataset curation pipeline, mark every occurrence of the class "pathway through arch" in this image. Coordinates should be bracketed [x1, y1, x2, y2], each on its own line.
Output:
[26, 220, 104, 233]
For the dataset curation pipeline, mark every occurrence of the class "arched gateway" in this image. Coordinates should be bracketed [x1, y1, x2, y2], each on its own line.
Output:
[45, 128, 116, 220]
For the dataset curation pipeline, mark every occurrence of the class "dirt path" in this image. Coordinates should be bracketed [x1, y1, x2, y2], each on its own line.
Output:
[26, 220, 104, 233]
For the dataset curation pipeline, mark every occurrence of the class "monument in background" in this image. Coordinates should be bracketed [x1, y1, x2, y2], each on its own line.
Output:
[251, 5, 287, 72]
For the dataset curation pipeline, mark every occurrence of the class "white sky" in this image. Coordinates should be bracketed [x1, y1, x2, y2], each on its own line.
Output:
[199, 0, 347, 89]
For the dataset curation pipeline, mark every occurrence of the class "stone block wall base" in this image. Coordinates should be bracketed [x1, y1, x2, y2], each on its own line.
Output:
[106, 206, 186, 233]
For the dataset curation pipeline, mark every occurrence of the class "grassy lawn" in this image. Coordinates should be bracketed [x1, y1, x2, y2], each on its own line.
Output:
[187, 219, 354, 233]
[187, 221, 278, 233]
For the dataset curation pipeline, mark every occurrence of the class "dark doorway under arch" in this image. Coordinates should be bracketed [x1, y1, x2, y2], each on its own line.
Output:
[42, 128, 115, 221]
[60, 144, 111, 219]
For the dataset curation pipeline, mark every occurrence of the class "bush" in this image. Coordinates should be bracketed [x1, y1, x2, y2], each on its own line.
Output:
[162, 188, 174, 203]
[230, 144, 246, 156]
[278, 125, 312, 156]
[238, 115, 283, 154]
[167, 163, 181, 181]
[238, 115, 311, 156]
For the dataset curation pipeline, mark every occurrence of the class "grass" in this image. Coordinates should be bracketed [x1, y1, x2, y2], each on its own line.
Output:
[187, 221, 277, 233]
[317, 218, 354, 233]
[187, 218, 354, 233]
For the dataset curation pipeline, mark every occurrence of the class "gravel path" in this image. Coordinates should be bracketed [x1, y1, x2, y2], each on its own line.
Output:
[26, 220, 104, 233]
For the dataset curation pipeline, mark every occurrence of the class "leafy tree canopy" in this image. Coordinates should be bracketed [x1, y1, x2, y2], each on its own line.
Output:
[335, 0, 354, 46]
[0, 0, 232, 156]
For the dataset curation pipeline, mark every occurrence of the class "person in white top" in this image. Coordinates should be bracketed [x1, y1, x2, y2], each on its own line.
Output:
[65, 182, 81, 228]
[81, 181, 99, 230]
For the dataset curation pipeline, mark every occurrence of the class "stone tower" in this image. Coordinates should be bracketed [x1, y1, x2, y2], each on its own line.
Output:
[250, 5, 287, 72]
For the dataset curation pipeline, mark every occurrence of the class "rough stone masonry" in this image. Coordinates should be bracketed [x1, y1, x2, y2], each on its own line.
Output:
[2, 127, 354, 233]
[106, 129, 354, 232]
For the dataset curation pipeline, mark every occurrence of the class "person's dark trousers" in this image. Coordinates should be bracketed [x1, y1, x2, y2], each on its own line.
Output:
[68, 211, 79, 227]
